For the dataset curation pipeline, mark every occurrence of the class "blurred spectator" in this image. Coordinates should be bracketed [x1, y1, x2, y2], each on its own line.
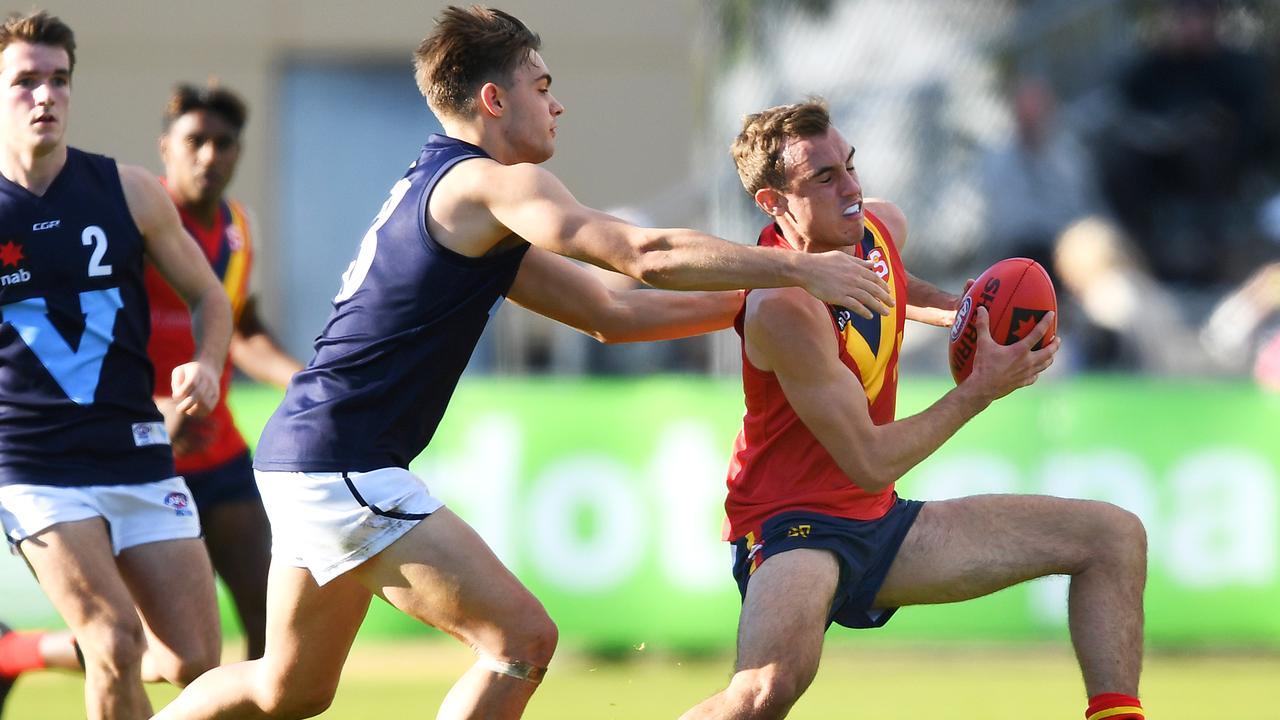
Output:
[1053, 216, 1210, 373]
[1096, 0, 1272, 289]
[1254, 331, 1280, 391]
[1201, 261, 1280, 376]
[979, 72, 1099, 276]
[1055, 216, 1280, 379]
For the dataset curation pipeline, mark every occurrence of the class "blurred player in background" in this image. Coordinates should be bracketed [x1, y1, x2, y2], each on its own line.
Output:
[681, 100, 1147, 720]
[148, 82, 300, 659]
[154, 6, 895, 720]
[0, 10, 232, 720]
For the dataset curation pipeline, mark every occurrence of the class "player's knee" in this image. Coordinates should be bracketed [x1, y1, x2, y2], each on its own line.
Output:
[165, 651, 218, 687]
[1102, 504, 1147, 564]
[491, 599, 558, 668]
[80, 620, 147, 679]
[728, 665, 806, 718]
[512, 609, 559, 668]
[1078, 502, 1147, 571]
[255, 671, 337, 719]
[150, 636, 220, 687]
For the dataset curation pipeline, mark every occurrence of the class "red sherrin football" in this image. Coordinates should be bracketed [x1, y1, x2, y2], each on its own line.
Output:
[948, 257, 1057, 384]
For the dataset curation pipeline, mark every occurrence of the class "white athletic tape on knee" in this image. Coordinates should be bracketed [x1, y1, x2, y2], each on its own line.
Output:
[477, 654, 547, 683]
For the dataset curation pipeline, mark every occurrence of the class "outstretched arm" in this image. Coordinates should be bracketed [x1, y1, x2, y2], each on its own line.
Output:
[862, 198, 964, 327]
[455, 161, 893, 319]
[747, 288, 1057, 493]
[230, 297, 303, 388]
[507, 246, 742, 343]
[906, 273, 966, 327]
[120, 164, 231, 417]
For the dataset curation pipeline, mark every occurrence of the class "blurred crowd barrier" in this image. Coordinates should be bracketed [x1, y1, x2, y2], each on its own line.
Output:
[9, 379, 1275, 650]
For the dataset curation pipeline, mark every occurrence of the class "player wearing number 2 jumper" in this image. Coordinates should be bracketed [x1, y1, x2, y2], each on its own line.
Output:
[154, 6, 894, 720]
[0, 10, 232, 720]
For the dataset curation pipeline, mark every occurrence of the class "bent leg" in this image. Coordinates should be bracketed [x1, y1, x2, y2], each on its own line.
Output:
[153, 559, 371, 720]
[681, 548, 839, 720]
[20, 518, 152, 720]
[119, 538, 222, 686]
[873, 494, 1146, 696]
[350, 507, 557, 720]
[201, 498, 272, 659]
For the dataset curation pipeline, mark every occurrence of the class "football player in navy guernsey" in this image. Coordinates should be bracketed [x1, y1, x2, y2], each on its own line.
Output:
[0, 10, 233, 720]
[155, 6, 893, 720]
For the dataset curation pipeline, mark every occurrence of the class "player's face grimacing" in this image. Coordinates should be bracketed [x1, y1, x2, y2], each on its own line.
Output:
[0, 42, 71, 157]
[161, 109, 242, 208]
[497, 49, 563, 164]
[776, 127, 864, 252]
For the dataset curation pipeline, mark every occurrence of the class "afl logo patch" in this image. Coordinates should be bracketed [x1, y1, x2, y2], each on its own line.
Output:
[950, 296, 972, 342]
[164, 491, 193, 516]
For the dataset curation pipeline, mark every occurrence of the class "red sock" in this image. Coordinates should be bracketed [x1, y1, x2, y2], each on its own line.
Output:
[0, 630, 46, 678]
[1086, 693, 1144, 720]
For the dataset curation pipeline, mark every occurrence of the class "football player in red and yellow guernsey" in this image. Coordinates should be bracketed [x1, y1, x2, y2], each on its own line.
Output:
[682, 101, 1148, 720]
[145, 83, 301, 660]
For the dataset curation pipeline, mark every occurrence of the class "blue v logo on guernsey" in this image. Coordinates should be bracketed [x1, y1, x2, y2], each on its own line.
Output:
[2, 288, 124, 404]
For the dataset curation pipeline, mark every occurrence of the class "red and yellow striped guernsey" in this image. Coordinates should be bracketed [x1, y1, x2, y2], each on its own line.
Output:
[144, 195, 255, 473]
[724, 211, 908, 543]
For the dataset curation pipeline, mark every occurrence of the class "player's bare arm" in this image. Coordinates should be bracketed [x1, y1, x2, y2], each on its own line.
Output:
[120, 163, 231, 416]
[229, 297, 303, 388]
[906, 274, 967, 327]
[863, 199, 963, 327]
[746, 288, 1058, 494]
[507, 246, 742, 343]
[436, 158, 894, 317]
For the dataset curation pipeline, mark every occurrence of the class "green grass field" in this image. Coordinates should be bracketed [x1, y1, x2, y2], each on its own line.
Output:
[6, 641, 1277, 719]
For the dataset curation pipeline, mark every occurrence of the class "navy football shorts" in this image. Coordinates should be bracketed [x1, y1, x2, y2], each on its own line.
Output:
[182, 450, 260, 510]
[730, 497, 925, 629]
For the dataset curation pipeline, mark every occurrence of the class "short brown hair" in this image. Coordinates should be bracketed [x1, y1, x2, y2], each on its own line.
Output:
[0, 10, 76, 73]
[413, 5, 541, 119]
[164, 82, 248, 134]
[732, 100, 833, 195]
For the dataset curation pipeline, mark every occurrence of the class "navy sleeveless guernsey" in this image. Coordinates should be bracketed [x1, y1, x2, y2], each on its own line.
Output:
[0, 149, 175, 487]
[255, 135, 529, 472]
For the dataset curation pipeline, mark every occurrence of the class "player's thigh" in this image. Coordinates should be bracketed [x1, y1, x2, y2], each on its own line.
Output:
[350, 506, 552, 655]
[19, 518, 141, 635]
[734, 547, 839, 687]
[201, 497, 271, 598]
[118, 537, 221, 659]
[874, 494, 1137, 607]
[257, 559, 371, 693]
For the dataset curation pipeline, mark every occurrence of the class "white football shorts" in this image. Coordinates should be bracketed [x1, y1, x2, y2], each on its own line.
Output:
[254, 467, 444, 585]
[0, 477, 201, 556]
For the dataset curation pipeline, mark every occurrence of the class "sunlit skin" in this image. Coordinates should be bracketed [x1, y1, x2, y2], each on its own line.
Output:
[446, 49, 564, 166]
[160, 110, 241, 226]
[754, 127, 865, 255]
[0, 42, 71, 191]
[493, 50, 562, 164]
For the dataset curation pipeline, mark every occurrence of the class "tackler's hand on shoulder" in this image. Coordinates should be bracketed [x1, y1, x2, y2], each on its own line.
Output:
[796, 250, 893, 320]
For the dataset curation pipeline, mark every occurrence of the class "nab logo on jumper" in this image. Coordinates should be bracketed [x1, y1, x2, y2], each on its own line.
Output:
[0, 240, 31, 287]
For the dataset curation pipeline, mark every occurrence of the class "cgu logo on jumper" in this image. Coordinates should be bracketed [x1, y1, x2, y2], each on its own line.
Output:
[0, 240, 31, 287]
